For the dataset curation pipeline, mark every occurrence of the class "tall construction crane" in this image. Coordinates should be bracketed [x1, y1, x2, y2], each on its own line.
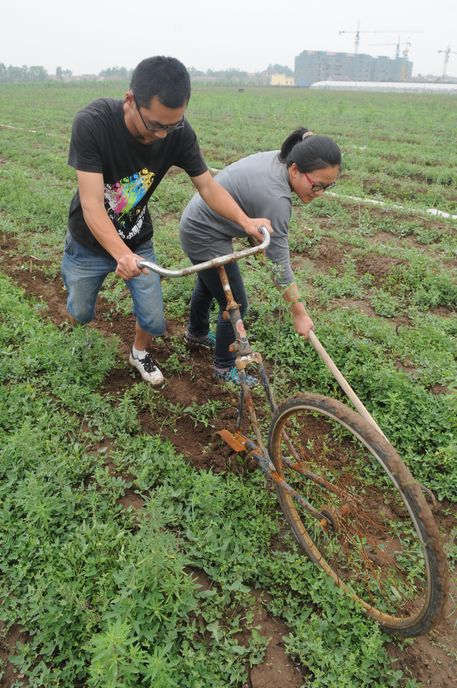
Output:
[339, 22, 389, 55]
[369, 38, 413, 59]
[339, 22, 417, 55]
[438, 46, 457, 78]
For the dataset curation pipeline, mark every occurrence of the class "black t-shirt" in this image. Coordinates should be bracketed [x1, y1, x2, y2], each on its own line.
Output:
[67, 98, 208, 252]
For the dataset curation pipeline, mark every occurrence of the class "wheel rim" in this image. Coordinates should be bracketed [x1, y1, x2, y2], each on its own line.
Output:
[270, 400, 436, 630]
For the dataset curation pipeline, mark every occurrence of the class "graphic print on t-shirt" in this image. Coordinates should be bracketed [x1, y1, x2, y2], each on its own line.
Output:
[104, 168, 155, 240]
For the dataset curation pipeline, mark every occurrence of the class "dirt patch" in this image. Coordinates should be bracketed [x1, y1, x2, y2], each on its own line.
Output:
[249, 592, 305, 688]
[430, 384, 452, 395]
[117, 490, 145, 510]
[392, 315, 412, 329]
[355, 253, 406, 286]
[385, 507, 457, 687]
[187, 571, 306, 687]
[373, 231, 407, 245]
[306, 236, 354, 271]
[0, 624, 28, 686]
[395, 359, 416, 375]
[387, 575, 457, 687]
[136, 361, 253, 474]
[430, 306, 456, 318]
[336, 298, 377, 317]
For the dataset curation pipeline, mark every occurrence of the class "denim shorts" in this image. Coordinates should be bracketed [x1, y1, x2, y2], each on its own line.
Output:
[61, 233, 166, 336]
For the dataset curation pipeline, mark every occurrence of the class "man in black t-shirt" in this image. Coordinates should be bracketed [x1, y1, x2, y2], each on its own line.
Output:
[62, 56, 271, 385]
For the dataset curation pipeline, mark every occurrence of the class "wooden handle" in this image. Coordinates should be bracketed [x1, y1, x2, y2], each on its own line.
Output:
[308, 331, 386, 440]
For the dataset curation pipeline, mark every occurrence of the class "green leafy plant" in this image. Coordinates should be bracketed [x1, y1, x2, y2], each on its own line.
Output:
[183, 399, 226, 428]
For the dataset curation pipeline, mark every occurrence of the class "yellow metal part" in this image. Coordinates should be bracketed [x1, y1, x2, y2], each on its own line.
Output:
[216, 429, 249, 453]
[235, 352, 263, 368]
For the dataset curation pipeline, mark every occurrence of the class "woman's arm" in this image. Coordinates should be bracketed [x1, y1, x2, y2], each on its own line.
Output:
[282, 281, 314, 339]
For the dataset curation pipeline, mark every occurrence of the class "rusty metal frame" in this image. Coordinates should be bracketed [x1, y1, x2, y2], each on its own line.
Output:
[138, 228, 333, 528]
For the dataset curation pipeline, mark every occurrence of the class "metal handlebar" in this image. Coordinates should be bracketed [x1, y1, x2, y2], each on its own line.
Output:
[137, 225, 270, 278]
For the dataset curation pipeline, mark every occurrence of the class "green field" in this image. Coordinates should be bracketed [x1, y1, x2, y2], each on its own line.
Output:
[0, 82, 456, 687]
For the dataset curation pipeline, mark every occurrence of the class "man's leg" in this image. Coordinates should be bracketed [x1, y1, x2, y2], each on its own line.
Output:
[134, 320, 153, 351]
[61, 232, 114, 324]
[126, 240, 166, 385]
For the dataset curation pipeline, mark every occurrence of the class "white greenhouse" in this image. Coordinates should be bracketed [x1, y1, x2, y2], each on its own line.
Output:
[309, 81, 457, 95]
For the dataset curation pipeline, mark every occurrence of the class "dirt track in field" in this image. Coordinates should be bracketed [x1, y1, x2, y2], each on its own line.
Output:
[1, 234, 456, 688]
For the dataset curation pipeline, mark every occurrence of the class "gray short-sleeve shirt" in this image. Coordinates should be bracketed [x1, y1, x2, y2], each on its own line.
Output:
[180, 151, 294, 285]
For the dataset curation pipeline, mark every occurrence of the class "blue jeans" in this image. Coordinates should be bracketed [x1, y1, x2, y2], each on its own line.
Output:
[61, 233, 166, 336]
[188, 261, 248, 369]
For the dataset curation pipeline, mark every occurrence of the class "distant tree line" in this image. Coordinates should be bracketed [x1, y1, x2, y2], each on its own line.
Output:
[188, 64, 293, 84]
[99, 66, 132, 79]
[0, 64, 48, 82]
[0, 62, 294, 84]
[0, 64, 74, 82]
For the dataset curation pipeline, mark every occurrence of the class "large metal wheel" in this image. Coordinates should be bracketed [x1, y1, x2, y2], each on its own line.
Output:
[268, 393, 448, 637]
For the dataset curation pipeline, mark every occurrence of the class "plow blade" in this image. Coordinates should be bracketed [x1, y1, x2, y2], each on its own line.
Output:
[216, 429, 248, 453]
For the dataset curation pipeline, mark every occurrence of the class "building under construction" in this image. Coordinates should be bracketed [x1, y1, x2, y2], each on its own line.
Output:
[294, 50, 413, 87]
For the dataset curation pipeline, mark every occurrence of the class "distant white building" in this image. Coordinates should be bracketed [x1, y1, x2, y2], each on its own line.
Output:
[271, 73, 295, 86]
[309, 80, 457, 94]
[70, 74, 98, 81]
[295, 50, 412, 87]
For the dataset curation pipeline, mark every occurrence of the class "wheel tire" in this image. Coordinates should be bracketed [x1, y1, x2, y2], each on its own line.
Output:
[268, 392, 448, 637]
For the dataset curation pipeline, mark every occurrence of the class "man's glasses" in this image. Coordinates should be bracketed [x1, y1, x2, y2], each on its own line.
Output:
[302, 170, 336, 193]
[133, 95, 185, 133]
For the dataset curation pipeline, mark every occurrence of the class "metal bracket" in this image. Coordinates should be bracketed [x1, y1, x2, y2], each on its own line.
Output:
[216, 429, 249, 453]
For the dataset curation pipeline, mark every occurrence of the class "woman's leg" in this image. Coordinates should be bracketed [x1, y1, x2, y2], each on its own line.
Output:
[195, 263, 248, 369]
[188, 274, 213, 337]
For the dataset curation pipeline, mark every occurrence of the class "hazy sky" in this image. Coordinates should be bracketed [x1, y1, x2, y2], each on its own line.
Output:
[3, 0, 456, 78]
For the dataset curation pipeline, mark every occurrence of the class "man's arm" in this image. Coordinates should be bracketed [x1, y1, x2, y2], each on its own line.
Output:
[191, 171, 272, 241]
[77, 170, 144, 279]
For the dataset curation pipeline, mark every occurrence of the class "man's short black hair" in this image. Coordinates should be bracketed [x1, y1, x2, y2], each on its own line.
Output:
[130, 56, 191, 109]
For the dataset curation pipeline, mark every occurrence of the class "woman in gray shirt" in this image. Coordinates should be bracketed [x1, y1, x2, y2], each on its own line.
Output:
[180, 127, 341, 386]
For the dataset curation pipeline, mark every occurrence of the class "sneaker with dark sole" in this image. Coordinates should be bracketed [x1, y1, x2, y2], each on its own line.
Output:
[129, 350, 164, 385]
[214, 366, 258, 388]
[184, 330, 216, 350]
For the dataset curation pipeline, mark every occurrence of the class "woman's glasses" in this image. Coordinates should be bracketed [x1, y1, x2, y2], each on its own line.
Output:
[302, 170, 336, 192]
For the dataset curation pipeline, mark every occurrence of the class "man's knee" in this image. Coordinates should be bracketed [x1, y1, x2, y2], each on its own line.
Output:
[62, 275, 100, 325]
[63, 276, 98, 324]
[67, 300, 96, 324]
[136, 309, 166, 337]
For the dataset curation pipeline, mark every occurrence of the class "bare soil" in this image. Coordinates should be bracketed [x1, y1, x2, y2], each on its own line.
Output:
[355, 253, 406, 285]
[1, 235, 456, 688]
[0, 624, 28, 686]
[304, 236, 353, 271]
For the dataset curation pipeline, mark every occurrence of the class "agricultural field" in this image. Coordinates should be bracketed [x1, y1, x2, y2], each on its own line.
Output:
[0, 82, 456, 687]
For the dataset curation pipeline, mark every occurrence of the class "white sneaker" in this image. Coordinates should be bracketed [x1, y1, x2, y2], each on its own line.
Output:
[129, 350, 164, 385]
